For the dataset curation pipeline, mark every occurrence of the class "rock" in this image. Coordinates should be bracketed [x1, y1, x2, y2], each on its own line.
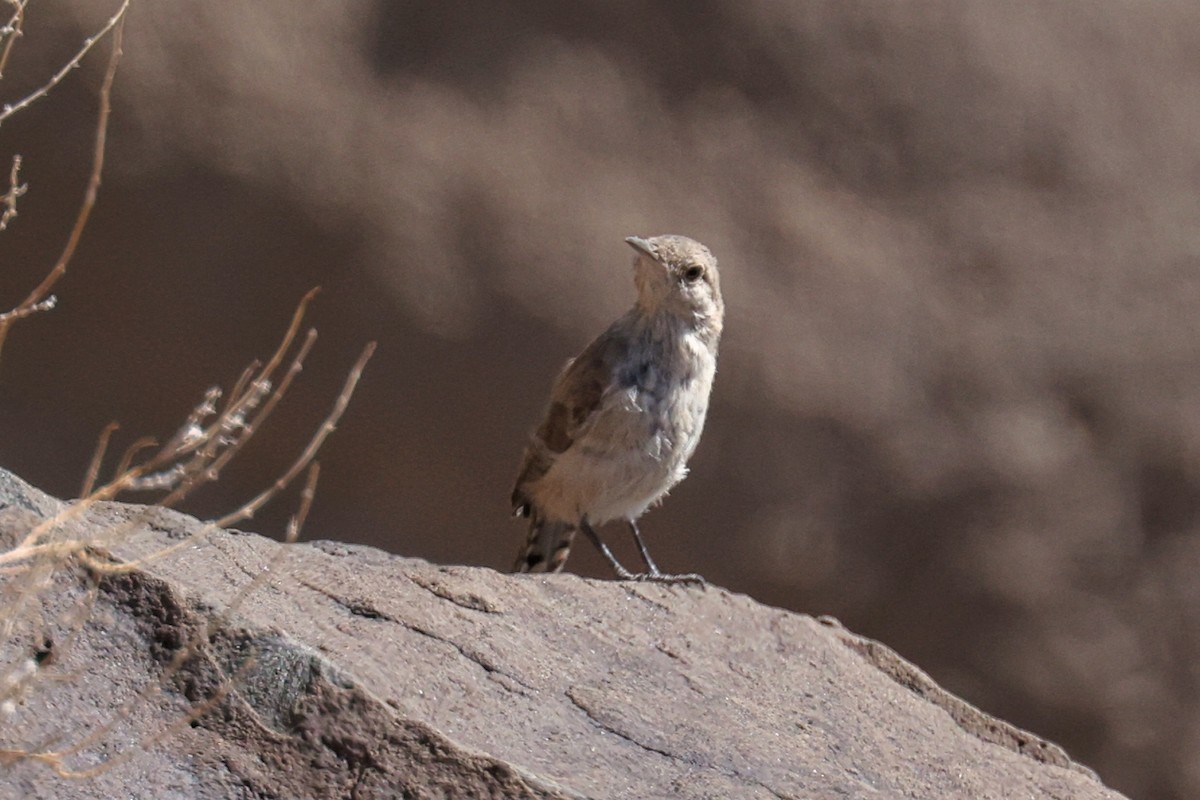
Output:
[0, 469, 1124, 799]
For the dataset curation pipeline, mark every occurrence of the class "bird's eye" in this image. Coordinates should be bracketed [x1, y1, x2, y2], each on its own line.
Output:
[682, 265, 705, 283]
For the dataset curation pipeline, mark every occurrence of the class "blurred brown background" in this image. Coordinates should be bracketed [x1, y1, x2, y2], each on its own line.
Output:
[2, 1, 1198, 797]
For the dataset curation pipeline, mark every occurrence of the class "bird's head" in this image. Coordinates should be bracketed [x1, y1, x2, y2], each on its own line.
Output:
[625, 234, 723, 332]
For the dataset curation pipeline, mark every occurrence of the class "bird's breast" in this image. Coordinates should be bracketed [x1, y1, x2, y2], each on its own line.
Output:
[634, 334, 716, 461]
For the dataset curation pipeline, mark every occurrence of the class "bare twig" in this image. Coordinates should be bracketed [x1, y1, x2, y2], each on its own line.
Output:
[0, 294, 55, 327]
[216, 341, 375, 528]
[220, 365, 257, 428]
[0, 0, 28, 79]
[80, 422, 119, 498]
[286, 463, 320, 544]
[0, 154, 26, 231]
[0, 0, 127, 126]
[0, 290, 350, 572]
[151, 291, 321, 506]
[187, 329, 317, 486]
[112, 437, 156, 482]
[0, 2, 126, 361]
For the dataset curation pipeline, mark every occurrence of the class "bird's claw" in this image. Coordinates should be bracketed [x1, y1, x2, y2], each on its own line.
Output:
[626, 571, 706, 586]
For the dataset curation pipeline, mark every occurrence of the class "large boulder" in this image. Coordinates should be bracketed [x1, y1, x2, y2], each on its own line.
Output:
[1, 470, 1123, 799]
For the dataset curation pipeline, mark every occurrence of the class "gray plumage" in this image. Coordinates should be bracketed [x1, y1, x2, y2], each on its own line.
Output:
[511, 234, 723, 581]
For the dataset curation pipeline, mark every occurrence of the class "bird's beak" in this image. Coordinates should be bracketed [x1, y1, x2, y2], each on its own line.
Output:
[625, 236, 656, 259]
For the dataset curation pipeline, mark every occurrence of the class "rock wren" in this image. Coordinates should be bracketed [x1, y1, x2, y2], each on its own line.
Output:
[511, 234, 723, 582]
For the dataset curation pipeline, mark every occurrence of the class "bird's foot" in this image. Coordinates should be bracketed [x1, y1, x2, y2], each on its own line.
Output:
[626, 571, 706, 586]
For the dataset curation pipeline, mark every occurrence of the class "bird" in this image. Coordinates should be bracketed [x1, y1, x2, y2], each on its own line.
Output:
[510, 234, 723, 582]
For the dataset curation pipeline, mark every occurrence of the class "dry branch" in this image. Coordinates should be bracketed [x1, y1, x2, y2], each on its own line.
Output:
[0, 1, 127, 361]
[0, 1, 382, 780]
[0, 0, 28, 80]
[0, 0, 127, 127]
[0, 154, 25, 230]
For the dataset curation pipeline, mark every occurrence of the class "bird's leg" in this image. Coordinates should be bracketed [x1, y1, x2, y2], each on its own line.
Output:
[627, 519, 662, 574]
[625, 519, 706, 586]
[579, 519, 636, 580]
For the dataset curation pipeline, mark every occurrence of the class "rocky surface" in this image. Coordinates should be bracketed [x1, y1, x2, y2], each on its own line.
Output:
[2, 6, 1198, 797]
[1, 471, 1124, 799]
[5, 3, 1200, 797]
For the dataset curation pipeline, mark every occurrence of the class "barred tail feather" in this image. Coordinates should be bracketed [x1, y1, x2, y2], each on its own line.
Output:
[514, 519, 576, 573]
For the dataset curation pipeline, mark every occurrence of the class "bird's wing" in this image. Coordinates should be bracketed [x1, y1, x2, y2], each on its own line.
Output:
[511, 325, 629, 514]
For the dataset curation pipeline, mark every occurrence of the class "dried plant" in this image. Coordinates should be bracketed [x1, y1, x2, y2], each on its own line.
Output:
[0, 301, 374, 776]
[0, 1, 378, 782]
[0, 0, 29, 80]
[0, 0, 128, 362]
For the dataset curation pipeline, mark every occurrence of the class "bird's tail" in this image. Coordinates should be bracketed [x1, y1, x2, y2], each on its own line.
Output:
[513, 518, 576, 573]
